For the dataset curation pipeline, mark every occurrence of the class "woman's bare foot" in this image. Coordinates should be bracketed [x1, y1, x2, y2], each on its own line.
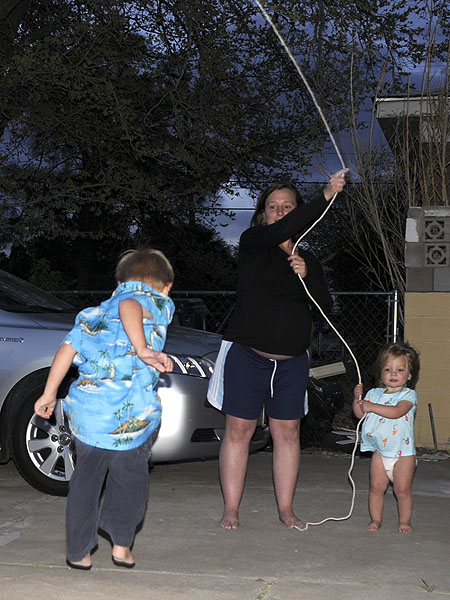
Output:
[398, 523, 413, 533]
[220, 509, 239, 530]
[279, 510, 304, 529]
[366, 520, 381, 531]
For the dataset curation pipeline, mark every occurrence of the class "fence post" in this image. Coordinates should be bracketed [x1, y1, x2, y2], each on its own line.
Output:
[392, 289, 399, 343]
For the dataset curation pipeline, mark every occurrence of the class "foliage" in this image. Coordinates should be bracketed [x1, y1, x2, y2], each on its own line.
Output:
[340, 1, 450, 304]
[0, 0, 444, 289]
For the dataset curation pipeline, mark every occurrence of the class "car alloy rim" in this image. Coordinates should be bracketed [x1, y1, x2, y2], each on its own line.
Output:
[26, 399, 75, 482]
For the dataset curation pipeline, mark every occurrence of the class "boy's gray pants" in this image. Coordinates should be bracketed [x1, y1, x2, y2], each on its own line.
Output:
[66, 437, 152, 562]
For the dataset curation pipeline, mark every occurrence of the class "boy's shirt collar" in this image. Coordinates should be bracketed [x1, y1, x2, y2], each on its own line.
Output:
[113, 280, 169, 298]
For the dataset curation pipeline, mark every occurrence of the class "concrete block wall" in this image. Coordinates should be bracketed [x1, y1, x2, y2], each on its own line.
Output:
[405, 206, 450, 449]
[404, 293, 450, 449]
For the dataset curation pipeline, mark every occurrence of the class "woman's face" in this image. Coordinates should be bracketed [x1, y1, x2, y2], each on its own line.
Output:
[264, 189, 297, 225]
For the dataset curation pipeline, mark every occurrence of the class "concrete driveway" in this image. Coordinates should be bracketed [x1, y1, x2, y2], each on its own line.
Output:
[1, 450, 449, 600]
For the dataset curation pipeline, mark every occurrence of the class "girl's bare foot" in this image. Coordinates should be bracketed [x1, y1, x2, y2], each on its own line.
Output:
[220, 509, 239, 530]
[366, 521, 381, 531]
[398, 523, 413, 533]
[279, 510, 305, 529]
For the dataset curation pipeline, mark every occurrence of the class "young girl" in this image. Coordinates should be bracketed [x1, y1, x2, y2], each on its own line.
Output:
[353, 342, 420, 534]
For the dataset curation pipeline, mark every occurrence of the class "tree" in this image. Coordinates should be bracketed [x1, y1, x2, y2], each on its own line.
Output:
[339, 1, 450, 303]
[0, 0, 438, 289]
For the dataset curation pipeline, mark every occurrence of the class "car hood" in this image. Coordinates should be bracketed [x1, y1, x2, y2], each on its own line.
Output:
[165, 324, 222, 359]
[3, 309, 222, 359]
[1, 309, 77, 330]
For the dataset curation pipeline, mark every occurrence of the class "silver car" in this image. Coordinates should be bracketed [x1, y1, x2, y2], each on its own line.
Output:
[0, 269, 269, 496]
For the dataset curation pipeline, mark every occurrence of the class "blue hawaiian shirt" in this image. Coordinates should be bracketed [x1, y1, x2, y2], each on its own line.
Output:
[62, 281, 174, 450]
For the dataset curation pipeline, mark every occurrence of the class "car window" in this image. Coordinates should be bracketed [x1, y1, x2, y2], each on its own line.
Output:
[0, 269, 74, 312]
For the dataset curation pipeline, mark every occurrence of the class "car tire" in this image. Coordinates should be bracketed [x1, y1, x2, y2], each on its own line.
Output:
[300, 380, 336, 448]
[11, 370, 74, 496]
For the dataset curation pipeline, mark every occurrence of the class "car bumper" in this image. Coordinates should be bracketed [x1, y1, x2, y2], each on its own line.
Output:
[152, 372, 269, 462]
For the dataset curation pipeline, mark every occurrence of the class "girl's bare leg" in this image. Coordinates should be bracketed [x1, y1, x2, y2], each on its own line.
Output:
[367, 452, 390, 531]
[270, 418, 303, 529]
[219, 415, 257, 529]
[393, 455, 416, 533]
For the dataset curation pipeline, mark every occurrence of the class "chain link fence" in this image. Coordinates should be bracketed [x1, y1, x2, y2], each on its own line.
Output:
[171, 290, 400, 405]
[52, 288, 400, 434]
[53, 288, 399, 403]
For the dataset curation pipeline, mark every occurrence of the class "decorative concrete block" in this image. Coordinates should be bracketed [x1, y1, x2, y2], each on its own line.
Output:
[405, 216, 420, 242]
[405, 243, 423, 267]
[424, 219, 445, 240]
[406, 206, 450, 291]
[423, 207, 450, 218]
[425, 243, 449, 267]
[434, 267, 450, 291]
[407, 206, 423, 220]
[406, 268, 433, 291]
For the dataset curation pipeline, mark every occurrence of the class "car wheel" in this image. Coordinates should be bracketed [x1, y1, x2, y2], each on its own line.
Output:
[300, 380, 336, 448]
[11, 372, 74, 496]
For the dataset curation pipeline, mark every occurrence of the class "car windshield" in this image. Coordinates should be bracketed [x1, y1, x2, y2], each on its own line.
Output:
[0, 269, 74, 312]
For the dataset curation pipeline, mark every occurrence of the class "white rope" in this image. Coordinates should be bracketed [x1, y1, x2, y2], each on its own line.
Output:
[294, 414, 365, 531]
[294, 265, 361, 386]
[252, 0, 364, 530]
[252, 0, 346, 171]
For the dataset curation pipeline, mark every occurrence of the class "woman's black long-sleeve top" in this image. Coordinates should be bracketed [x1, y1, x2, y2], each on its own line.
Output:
[224, 194, 332, 356]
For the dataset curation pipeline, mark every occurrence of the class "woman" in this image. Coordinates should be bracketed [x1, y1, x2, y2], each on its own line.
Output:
[208, 169, 348, 530]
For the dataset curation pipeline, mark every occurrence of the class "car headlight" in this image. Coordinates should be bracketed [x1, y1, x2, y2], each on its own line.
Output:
[168, 354, 215, 378]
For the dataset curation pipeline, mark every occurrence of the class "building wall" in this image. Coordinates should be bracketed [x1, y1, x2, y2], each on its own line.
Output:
[405, 293, 450, 449]
[405, 206, 450, 449]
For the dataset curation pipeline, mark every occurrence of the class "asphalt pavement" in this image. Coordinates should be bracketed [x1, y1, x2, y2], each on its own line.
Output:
[1, 449, 449, 600]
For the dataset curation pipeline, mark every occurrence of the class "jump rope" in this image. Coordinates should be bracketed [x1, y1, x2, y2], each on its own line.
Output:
[253, 0, 366, 531]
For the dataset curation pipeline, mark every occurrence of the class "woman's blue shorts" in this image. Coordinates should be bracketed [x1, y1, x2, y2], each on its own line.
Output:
[222, 342, 309, 420]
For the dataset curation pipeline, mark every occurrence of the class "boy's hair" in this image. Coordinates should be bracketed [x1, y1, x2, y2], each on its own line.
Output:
[115, 249, 174, 290]
[251, 182, 303, 226]
[374, 341, 420, 389]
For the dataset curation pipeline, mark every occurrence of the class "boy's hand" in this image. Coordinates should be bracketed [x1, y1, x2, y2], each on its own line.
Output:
[138, 348, 174, 373]
[34, 394, 57, 418]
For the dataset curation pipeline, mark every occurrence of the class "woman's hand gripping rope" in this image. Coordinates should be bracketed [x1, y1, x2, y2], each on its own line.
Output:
[289, 167, 361, 532]
[252, 1, 362, 532]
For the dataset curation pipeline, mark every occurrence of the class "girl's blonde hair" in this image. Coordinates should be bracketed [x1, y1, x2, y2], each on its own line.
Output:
[374, 342, 420, 389]
[115, 249, 174, 291]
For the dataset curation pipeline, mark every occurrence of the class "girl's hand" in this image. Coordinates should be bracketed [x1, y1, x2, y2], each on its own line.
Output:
[354, 383, 363, 403]
[359, 400, 372, 414]
[288, 254, 307, 278]
[353, 383, 371, 415]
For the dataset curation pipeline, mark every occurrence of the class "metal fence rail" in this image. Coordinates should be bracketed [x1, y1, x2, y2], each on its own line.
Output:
[53, 289, 400, 399]
[171, 289, 400, 398]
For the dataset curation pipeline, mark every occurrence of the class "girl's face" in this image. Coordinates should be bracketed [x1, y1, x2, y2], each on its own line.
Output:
[264, 189, 297, 225]
[381, 355, 411, 393]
